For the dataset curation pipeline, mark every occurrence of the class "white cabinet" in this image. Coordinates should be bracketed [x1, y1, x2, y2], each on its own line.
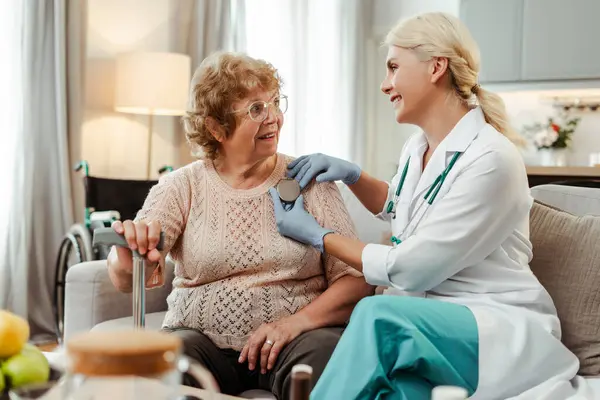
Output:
[460, 0, 600, 84]
[521, 0, 600, 81]
[460, 0, 523, 83]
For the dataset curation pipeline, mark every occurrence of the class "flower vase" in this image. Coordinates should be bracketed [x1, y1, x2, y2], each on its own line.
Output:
[539, 148, 568, 167]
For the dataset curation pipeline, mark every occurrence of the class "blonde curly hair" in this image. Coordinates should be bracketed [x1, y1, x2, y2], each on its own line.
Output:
[182, 52, 283, 160]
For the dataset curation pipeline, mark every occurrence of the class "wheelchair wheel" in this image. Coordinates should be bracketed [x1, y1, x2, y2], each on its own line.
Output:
[69, 223, 93, 262]
[53, 224, 93, 343]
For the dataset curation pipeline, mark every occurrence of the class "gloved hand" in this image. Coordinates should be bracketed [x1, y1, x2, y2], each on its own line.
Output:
[269, 188, 333, 253]
[287, 153, 362, 190]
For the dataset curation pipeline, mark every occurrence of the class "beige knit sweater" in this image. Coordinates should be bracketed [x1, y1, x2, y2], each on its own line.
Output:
[135, 153, 362, 350]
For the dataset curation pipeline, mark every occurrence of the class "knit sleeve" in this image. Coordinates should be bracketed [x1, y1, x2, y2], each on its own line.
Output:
[306, 181, 363, 285]
[134, 168, 191, 287]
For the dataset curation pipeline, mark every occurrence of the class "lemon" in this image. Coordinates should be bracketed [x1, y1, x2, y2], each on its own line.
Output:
[0, 310, 30, 358]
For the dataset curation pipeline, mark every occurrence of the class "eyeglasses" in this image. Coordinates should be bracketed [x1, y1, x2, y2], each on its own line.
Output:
[231, 95, 288, 122]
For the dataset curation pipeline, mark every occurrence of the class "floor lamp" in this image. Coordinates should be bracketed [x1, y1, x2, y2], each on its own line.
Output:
[114, 52, 191, 178]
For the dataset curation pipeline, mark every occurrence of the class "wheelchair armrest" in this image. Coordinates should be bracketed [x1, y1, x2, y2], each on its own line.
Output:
[63, 259, 175, 341]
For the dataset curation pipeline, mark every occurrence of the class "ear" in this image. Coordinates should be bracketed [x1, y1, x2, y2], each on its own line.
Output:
[205, 117, 225, 143]
[429, 57, 449, 84]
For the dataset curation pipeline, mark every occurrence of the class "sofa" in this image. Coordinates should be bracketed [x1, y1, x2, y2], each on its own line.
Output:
[63, 183, 600, 397]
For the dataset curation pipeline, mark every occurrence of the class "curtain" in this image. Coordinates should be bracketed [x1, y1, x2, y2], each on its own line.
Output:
[0, 0, 25, 317]
[243, 0, 370, 164]
[170, 0, 246, 164]
[338, 0, 371, 166]
[0, 0, 86, 341]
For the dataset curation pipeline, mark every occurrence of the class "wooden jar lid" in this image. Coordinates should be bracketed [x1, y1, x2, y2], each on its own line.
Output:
[66, 330, 182, 376]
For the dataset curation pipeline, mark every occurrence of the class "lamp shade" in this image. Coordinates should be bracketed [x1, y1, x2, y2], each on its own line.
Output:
[114, 52, 191, 116]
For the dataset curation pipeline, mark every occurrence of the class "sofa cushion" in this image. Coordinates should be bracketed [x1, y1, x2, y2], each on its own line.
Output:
[92, 311, 167, 332]
[529, 200, 600, 376]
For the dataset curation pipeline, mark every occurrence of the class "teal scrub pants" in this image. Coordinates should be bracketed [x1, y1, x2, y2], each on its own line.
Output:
[311, 296, 479, 400]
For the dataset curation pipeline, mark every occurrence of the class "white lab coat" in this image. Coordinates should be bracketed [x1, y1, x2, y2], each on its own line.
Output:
[361, 107, 594, 399]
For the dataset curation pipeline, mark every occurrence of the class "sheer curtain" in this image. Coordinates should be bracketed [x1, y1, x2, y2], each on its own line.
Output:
[0, 0, 85, 341]
[170, 0, 246, 163]
[0, 0, 24, 316]
[244, 0, 370, 164]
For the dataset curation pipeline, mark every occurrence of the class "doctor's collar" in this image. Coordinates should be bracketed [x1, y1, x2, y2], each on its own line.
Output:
[430, 107, 485, 153]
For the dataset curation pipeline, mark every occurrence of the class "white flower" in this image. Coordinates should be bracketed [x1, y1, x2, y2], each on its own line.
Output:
[547, 126, 559, 142]
[534, 131, 548, 148]
[533, 127, 559, 148]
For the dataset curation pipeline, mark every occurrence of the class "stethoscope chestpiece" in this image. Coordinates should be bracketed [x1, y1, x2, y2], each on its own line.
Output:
[276, 178, 301, 203]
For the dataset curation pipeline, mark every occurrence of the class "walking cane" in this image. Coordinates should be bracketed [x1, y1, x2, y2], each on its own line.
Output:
[92, 227, 164, 329]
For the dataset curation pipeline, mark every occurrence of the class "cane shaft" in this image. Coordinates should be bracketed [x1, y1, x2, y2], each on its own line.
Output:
[132, 256, 146, 329]
[92, 227, 164, 330]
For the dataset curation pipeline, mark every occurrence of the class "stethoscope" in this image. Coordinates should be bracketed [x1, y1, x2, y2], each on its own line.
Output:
[276, 178, 301, 210]
[387, 151, 462, 246]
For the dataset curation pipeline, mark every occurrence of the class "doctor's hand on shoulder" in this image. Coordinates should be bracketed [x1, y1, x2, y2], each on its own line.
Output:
[268, 188, 333, 253]
[287, 153, 361, 190]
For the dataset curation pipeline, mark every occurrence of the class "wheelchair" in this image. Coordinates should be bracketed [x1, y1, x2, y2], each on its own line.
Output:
[53, 161, 173, 343]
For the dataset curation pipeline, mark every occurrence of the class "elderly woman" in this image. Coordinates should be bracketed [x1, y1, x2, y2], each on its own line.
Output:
[106, 51, 373, 398]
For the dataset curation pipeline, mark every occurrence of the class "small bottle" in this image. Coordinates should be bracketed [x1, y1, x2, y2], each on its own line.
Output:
[290, 364, 313, 400]
[431, 385, 468, 400]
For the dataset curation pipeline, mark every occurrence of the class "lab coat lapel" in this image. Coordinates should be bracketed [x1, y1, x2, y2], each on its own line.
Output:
[410, 144, 449, 208]
[409, 107, 487, 211]
[396, 136, 427, 227]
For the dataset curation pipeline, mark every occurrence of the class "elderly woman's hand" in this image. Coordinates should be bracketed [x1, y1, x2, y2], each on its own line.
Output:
[238, 315, 310, 374]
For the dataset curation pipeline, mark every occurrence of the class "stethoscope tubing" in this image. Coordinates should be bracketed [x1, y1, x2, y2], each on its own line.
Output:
[388, 151, 462, 245]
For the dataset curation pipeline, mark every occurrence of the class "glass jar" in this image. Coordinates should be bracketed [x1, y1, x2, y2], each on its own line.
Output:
[59, 330, 219, 400]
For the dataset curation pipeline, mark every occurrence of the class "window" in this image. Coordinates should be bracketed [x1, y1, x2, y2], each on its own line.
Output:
[0, 0, 22, 301]
[244, 0, 352, 160]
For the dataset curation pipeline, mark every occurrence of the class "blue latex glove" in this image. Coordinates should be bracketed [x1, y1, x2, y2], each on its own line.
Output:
[287, 153, 362, 190]
[268, 188, 333, 253]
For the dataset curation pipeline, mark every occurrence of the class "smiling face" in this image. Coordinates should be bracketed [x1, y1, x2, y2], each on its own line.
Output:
[218, 90, 284, 163]
[183, 52, 284, 161]
[380, 46, 439, 125]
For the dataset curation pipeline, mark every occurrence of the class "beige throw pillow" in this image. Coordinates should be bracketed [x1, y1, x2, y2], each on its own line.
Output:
[529, 200, 600, 376]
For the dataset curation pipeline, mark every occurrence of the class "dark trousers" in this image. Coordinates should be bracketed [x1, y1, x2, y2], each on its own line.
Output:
[162, 326, 344, 400]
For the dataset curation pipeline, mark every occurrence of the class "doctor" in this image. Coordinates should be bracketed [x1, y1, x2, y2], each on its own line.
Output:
[268, 11, 590, 400]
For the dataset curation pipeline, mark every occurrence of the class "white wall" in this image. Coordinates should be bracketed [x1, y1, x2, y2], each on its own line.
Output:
[500, 90, 600, 167]
[82, 0, 186, 179]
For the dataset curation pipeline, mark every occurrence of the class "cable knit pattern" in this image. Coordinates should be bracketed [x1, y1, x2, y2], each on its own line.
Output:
[135, 153, 362, 350]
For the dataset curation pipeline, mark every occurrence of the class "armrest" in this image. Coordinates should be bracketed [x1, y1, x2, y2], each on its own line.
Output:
[63, 259, 174, 341]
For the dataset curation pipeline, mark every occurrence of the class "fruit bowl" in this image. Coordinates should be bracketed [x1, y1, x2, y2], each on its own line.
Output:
[0, 310, 59, 399]
[0, 368, 62, 400]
